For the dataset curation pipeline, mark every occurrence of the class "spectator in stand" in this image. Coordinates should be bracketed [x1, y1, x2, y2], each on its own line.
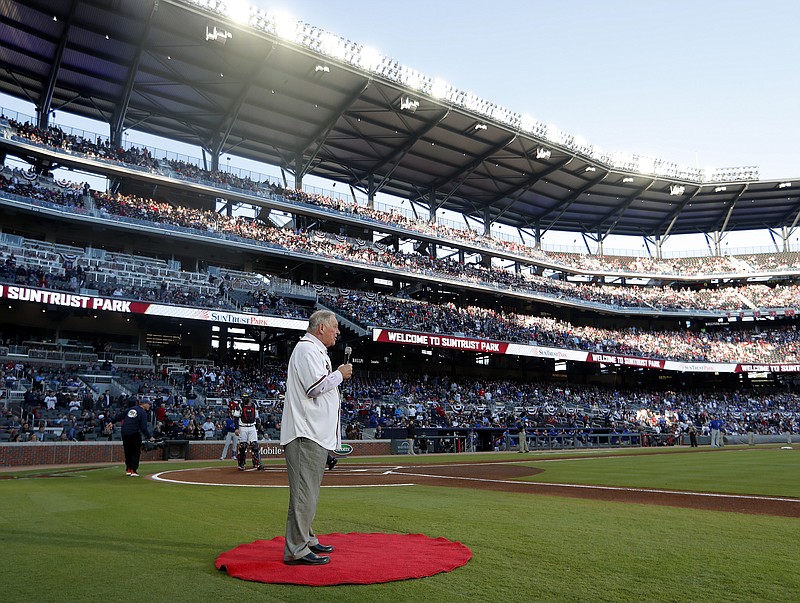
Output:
[201, 417, 216, 439]
[31, 422, 47, 442]
[44, 389, 57, 410]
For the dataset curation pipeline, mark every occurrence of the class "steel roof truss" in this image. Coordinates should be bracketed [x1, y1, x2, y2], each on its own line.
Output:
[300, 79, 369, 155]
[598, 179, 656, 238]
[659, 187, 701, 239]
[38, 0, 79, 127]
[714, 184, 748, 235]
[370, 108, 450, 192]
[541, 170, 608, 235]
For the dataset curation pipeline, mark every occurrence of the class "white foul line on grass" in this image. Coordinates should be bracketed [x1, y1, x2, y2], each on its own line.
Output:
[150, 468, 415, 489]
[388, 469, 800, 504]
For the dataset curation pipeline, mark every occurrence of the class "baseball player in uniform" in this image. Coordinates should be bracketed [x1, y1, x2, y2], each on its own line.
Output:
[236, 395, 263, 470]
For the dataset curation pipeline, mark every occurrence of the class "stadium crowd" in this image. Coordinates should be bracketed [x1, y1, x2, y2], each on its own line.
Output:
[319, 291, 800, 364]
[4, 234, 800, 365]
[4, 117, 800, 279]
[2, 167, 800, 319]
[2, 360, 797, 447]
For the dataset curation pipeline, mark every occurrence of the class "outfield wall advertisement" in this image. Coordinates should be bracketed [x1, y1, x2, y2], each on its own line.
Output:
[372, 327, 800, 374]
[0, 284, 308, 330]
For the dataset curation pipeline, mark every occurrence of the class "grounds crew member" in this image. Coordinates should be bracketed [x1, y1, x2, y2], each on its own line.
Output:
[120, 397, 154, 477]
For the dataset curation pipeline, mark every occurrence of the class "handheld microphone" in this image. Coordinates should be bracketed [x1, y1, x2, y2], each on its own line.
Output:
[344, 346, 352, 364]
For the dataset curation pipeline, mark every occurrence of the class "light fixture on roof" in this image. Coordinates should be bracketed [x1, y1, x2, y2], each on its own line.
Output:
[474, 123, 488, 131]
[778, 182, 792, 189]
[273, 11, 299, 42]
[314, 64, 330, 73]
[399, 96, 419, 112]
[520, 114, 539, 134]
[669, 184, 685, 196]
[222, 0, 251, 24]
[198, 1, 765, 187]
[714, 186, 727, 192]
[430, 78, 450, 100]
[535, 147, 551, 160]
[543, 124, 562, 143]
[585, 166, 596, 172]
[321, 31, 347, 60]
[206, 25, 232, 43]
[622, 177, 634, 183]
[358, 46, 382, 72]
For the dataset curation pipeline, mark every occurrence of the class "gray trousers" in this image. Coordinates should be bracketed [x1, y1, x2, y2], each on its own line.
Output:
[220, 431, 238, 459]
[284, 437, 328, 561]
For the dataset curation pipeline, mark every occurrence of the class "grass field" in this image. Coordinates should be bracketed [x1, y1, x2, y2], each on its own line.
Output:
[2, 446, 798, 602]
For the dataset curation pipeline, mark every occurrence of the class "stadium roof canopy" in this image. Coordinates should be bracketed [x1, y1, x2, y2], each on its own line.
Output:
[1, 0, 800, 244]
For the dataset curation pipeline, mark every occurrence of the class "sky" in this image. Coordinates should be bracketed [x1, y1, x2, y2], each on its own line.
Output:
[3, 0, 800, 254]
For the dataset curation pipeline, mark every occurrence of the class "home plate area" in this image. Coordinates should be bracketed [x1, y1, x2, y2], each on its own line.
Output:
[150, 459, 800, 517]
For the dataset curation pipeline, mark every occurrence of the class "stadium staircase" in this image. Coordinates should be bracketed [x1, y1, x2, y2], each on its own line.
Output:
[316, 302, 370, 337]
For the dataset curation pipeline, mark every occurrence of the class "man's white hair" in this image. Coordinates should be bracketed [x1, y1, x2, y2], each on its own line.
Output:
[307, 309, 336, 333]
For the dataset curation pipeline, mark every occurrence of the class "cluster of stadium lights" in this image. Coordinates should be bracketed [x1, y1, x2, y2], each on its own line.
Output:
[185, 0, 760, 185]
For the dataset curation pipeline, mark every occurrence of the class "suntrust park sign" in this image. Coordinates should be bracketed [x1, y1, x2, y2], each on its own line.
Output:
[0, 284, 133, 312]
[0, 285, 308, 330]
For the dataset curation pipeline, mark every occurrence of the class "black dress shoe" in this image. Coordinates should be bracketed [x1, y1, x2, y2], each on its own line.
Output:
[310, 543, 334, 554]
[284, 552, 330, 565]
[327, 458, 337, 471]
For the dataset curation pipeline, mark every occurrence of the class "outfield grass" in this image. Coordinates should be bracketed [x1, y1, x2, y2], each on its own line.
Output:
[2, 446, 798, 602]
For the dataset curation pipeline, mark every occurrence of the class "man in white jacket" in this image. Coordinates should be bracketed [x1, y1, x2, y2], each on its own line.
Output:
[280, 310, 353, 566]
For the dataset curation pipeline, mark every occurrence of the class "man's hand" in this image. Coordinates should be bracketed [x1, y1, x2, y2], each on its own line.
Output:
[337, 363, 353, 380]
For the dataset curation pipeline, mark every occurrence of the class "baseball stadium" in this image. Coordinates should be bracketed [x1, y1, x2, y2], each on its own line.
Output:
[0, 1, 798, 601]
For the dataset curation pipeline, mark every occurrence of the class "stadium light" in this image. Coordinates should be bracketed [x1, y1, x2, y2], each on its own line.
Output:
[543, 124, 561, 143]
[358, 46, 382, 72]
[321, 32, 347, 60]
[400, 96, 419, 112]
[520, 114, 537, 133]
[205, 25, 232, 43]
[670, 184, 685, 196]
[186, 0, 762, 186]
[272, 12, 299, 42]
[221, 0, 251, 23]
[637, 156, 656, 175]
[778, 182, 792, 189]
[400, 65, 423, 90]
[430, 78, 450, 100]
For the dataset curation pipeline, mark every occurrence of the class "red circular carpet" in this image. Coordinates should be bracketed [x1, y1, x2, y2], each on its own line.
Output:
[215, 532, 472, 586]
